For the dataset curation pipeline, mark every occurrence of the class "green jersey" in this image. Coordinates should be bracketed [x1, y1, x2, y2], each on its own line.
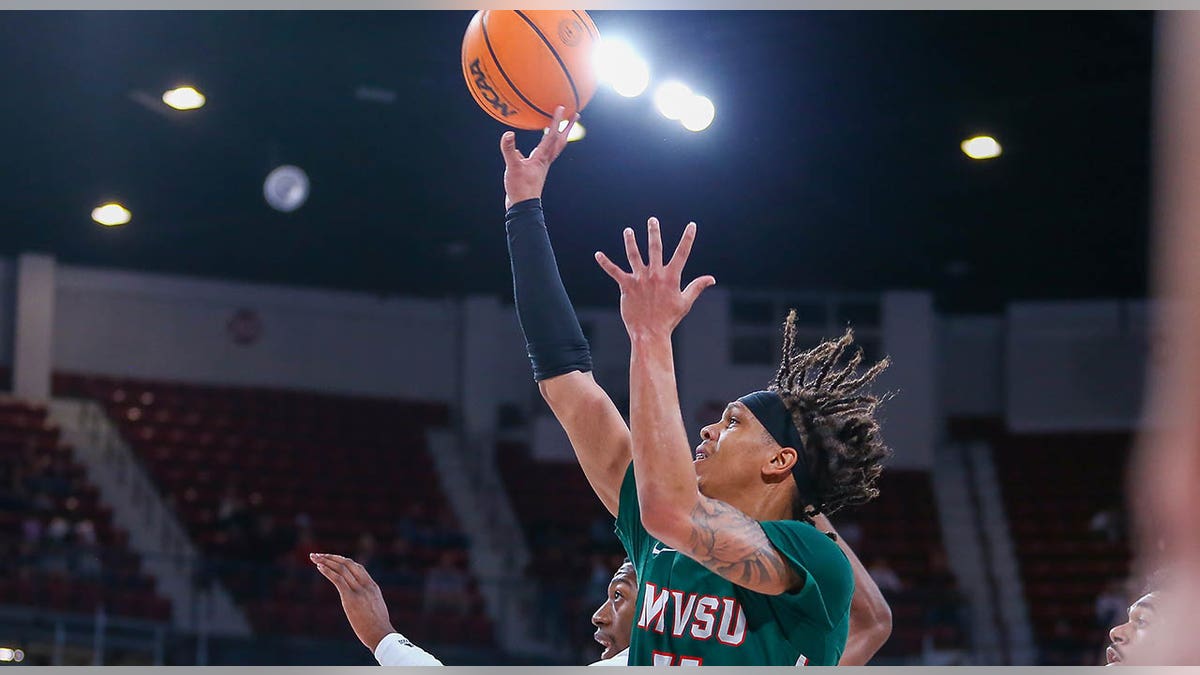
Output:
[615, 464, 854, 666]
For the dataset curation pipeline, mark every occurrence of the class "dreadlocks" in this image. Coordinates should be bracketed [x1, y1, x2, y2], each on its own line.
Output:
[769, 309, 893, 518]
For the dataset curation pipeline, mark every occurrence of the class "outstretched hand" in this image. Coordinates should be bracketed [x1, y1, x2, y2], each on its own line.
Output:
[500, 105, 579, 209]
[311, 552, 395, 651]
[595, 218, 716, 339]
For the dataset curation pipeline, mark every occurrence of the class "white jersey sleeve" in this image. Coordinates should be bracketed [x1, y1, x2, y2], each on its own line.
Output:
[373, 632, 444, 666]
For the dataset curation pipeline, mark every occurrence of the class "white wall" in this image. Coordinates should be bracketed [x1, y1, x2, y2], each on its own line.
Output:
[460, 296, 544, 445]
[677, 287, 787, 436]
[1, 254, 1147, 474]
[940, 316, 1005, 418]
[1005, 300, 1149, 432]
[53, 264, 458, 401]
[878, 291, 937, 468]
[676, 288, 936, 470]
[0, 257, 14, 370]
[941, 302, 1150, 433]
[13, 254, 56, 400]
[578, 306, 634, 410]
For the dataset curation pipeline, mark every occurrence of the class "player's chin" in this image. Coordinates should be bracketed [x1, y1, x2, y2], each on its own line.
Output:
[693, 459, 718, 490]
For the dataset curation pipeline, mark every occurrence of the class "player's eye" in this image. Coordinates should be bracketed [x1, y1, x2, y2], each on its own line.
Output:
[613, 591, 623, 600]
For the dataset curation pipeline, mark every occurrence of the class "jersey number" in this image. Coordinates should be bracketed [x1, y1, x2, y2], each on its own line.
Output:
[651, 651, 703, 666]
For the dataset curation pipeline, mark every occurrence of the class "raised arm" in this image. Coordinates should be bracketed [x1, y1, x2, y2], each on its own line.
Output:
[537, 372, 631, 516]
[810, 515, 893, 665]
[501, 107, 631, 516]
[310, 553, 444, 666]
[595, 220, 807, 596]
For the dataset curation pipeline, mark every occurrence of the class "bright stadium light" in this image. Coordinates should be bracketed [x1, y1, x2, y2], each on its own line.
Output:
[92, 202, 131, 227]
[654, 81, 694, 121]
[594, 38, 649, 98]
[680, 95, 716, 132]
[961, 135, 1002, 160]
[162, 86, 206, 111]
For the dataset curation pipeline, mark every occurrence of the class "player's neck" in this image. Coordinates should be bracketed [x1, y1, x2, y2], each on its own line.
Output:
[724, 484, 795, 523]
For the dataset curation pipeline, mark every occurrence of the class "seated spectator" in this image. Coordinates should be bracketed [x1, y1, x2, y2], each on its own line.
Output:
[395, 503, 435, 548]
[248, 513, 295, 564]
[353, 533, 381, 576]
[21, 514, 42, 543]
[422, 551, 470, 616]
[429, 507, 468, 550]
[216, 483, 250, 538]
[39, 516, 72, 576]
[73, 519, 103, 579]
[868, 556, 905, 594]
[284, 526, 320, 579]
[381, 537, 421, 587]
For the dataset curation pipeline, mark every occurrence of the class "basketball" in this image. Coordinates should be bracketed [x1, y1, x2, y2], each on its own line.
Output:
[461, 10, 600, 130]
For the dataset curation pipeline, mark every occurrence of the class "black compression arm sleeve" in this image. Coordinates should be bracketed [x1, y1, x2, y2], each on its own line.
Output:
[505, 198, 593, 381]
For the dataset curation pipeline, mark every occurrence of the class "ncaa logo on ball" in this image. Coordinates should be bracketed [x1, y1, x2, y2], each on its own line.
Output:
[557, 18, 584, 46]
[469, 58, 519, 118]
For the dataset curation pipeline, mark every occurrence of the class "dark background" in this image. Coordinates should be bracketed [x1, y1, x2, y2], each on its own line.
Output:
[0, 11, 1155, 311]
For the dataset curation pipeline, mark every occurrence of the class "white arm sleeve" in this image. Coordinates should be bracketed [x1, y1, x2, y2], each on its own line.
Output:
[373, 632, 444, 666]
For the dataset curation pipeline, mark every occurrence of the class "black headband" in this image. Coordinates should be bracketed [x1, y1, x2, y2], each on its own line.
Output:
[737, 390, 821, 511]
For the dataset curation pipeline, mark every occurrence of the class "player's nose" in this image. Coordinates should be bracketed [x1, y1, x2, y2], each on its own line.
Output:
[592, 604, 610, 627]
[1109, 621, 1129, 645]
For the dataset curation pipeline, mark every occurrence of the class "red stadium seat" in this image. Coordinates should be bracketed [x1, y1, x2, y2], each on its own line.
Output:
[958, 421, 1132, 660]
[47, 372, 479, 643]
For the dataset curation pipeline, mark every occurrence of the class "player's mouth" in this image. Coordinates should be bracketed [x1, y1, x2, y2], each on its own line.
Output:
[1106, 645, 1122, 665]
[694, 444, 711, 462]
[593, 630, 612, 650]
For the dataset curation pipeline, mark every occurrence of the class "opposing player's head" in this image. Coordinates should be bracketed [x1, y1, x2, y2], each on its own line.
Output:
[1106, 571, 1173, 666]
[591, 559, 637, 660]
[694, 311, 892, 520]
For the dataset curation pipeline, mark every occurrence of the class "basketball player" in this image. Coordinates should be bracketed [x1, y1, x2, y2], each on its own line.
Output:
[1104, 572, 1175, 666]
[311, 551, 637, 665]
[501, 106, 893, 665]
[315, 535, 888, 666]
[1132, 12, 1200, 666]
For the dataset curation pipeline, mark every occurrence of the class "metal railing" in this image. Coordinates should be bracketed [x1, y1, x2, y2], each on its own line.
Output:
[0, 541, 543, 665]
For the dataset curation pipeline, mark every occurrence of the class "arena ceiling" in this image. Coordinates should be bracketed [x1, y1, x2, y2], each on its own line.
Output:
[0, 11, 1154, 312]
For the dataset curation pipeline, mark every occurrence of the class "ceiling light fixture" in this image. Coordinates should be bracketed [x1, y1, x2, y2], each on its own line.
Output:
[162, 86, 206, 111]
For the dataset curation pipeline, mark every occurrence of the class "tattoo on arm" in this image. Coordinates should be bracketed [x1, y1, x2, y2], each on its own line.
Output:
[683, 496, 804, 595]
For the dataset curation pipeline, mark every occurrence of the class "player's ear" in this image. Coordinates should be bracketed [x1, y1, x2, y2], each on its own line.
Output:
[763, 445, 797, 480]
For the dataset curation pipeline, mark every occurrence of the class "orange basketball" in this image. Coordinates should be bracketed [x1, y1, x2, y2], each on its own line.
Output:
[461, 10, 600, 130]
